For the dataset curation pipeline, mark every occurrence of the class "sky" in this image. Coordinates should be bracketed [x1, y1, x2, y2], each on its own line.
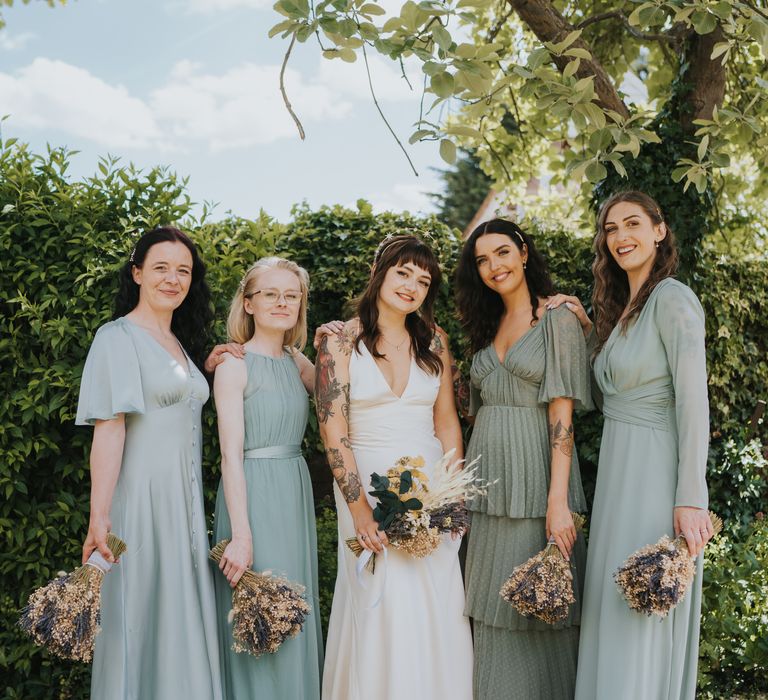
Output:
[0, 0, 451, 221]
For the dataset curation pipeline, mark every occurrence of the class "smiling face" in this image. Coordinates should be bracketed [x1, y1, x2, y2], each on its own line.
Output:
[474, 232, 527, 296]
[603, 201, 666, 279]
[243, 267, 302, 333]
[377, 260, 432, 315]
[131, 240, 193, 313]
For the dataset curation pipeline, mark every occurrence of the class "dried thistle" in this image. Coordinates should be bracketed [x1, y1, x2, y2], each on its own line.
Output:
[614, 511, 723, 618]
[18, 533, 127, 662]
[210, 540, 311, 657]
[499, 513, 585, 625]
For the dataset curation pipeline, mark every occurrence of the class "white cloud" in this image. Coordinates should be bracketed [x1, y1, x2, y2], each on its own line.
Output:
[317, 53, 421, 103]
[0, 31, 36, 51]
[0, 58, 163, 149]
[151, 60, 352, 151]
[364, 181, 437, 214]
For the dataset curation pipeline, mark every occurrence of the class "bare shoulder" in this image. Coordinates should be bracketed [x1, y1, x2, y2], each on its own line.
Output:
[213, 353, 247, 391]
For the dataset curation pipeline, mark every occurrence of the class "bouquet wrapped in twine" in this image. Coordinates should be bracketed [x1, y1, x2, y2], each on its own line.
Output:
[500, 514, 585, 625]
[614, 511, 723, 618]
[210, 540, 311, 656]
[346, 449, 487, 573]
[18, 533, 127, 662]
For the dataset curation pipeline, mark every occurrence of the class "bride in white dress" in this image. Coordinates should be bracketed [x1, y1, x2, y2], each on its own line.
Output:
[316, 235, 473, 700]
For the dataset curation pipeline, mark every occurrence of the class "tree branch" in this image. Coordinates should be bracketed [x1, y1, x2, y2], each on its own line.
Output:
[576, 9, 676, 45]
[507, 0, 630, 119]
[280, 34, 305, 140]
[362, 43, 419, 176]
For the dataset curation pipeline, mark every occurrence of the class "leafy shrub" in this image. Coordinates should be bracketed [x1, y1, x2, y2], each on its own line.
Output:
[2, 139, 767, 698]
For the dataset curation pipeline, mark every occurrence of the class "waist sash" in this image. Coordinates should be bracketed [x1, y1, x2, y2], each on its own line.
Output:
[602, 379, 674, 431]
[243, 445, 302, 460]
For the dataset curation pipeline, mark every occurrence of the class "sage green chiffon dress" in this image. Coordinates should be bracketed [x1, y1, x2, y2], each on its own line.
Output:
[76, 318, 222, 700]
[465, 306, 591, 700]
[212, 352, 322, 700]
[575, 278, 709, 700]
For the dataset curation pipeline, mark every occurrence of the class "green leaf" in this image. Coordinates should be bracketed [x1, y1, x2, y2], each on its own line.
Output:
[268, 19, 296, 38]
[431, 25, 452, 52]
[692, 10, 718, 35]
[563, 58, 580, 79]
[430, 71, 455, 98]
[439, 138, 457, 164]
[359, 3, 386, 15]
[563, 47, 591, 60]
[698, 134, 710, 162]
[409, 129, 434, 144]
[585, 160, 607, 182]
[444, 125, 482, 139]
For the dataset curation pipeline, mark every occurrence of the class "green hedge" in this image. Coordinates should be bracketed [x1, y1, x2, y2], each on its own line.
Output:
[2, 141, 767, 698]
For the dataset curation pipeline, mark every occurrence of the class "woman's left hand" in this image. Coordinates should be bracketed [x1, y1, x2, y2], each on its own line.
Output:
[204, 343, 245, 373]
[546, 501, 577, 559]
[674, 506, 714, 557]
[546, 294, 592, 337]
[313, 320, 344, 350]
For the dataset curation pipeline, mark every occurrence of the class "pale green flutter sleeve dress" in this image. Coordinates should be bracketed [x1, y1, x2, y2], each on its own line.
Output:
[76, 318, 222, 700]
[575, 278, 710, 700]
[464, 305, 592, 700]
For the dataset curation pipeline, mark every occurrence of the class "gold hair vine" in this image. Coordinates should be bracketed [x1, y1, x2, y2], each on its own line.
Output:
[129, 248, 136, 263]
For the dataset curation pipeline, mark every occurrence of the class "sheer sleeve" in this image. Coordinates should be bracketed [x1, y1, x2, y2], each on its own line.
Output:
[76, 321, 145, 425]
[655, 282, 709, 510]
[538, 307, 593, 411]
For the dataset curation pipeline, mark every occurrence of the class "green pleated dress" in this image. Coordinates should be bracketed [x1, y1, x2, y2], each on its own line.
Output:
[76, 318, 222, 700]
[575, 279, 709, 700]
[465, 306, 592, 700]
[212, 351, 323, 700]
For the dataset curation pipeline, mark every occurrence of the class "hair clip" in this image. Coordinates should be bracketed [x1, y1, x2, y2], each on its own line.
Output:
[129, 248, 136, 263]
[238, 278, 247, 292]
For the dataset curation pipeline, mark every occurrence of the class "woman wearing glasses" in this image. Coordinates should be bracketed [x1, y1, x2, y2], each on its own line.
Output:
[211, 257, 324, 699]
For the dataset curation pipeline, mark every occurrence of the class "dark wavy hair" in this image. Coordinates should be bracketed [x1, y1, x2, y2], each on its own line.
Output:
[593, 191, 678, 350]
[113, 226, 214, 371]
[456, 219, 555, 354]
[354, 234, 443, 376]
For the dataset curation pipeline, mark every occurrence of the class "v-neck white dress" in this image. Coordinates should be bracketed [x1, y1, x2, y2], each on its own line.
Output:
[322, 342, 473, 700]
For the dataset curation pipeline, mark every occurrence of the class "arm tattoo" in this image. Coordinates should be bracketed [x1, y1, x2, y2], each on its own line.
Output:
[549, 420, 575, 458]
[430, 331, 444, 354]
[315, 336, 342, 423]
[335, 326, 356, 356]
[326, 446, 362, 503]
[341, 382, 351, 421]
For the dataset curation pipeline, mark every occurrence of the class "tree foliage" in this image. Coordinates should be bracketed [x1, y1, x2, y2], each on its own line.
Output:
[270, 0, 768, 251]
[428, 148, 493, 231]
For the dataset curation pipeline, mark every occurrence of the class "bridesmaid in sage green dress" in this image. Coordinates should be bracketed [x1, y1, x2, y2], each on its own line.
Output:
[455, 219, 591, 699]
[77, 227, 222, 699]
[211, 257, 323, 700]
[551, 191, 714, 700]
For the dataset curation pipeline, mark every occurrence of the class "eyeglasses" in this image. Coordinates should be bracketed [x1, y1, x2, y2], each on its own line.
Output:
[247, 289, 302, 305]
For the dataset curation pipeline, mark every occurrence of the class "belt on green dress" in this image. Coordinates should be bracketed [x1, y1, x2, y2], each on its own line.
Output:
[602, 378, 675, 431]
[243, 445, 302, 459]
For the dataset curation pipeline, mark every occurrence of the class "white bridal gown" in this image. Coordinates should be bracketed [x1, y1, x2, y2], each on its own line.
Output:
[322, 342, 473, 700]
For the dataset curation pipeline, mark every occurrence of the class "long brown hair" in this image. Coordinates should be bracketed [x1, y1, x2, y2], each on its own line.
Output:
[593, 191, 679, 349]
[455, 219, 555, 354]
[355, 235, 443, 376]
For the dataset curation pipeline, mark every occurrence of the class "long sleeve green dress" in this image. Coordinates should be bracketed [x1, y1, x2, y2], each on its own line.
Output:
[575, 278, 710, 700]
[465, 305, 592, 699]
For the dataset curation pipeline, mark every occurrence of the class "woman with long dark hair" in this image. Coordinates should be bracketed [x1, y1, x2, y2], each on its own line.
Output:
[455, 219, 590, 699]
[551, 191, 712, 700]
[317, 235, 473, 699]
[76, 226, 222, 699]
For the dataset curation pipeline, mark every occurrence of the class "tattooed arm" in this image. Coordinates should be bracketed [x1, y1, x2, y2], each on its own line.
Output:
[315, 320, 388, 553]
[431, 328, 463, 462]
[546, 397, 577, 558]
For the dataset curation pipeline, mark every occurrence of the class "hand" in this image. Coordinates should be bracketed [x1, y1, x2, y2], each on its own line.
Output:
[204, 343, 245, 374]
[546, 501, 577, 559]
[313, 320, 345, 351]
[82, 516, 115, 565]
[546, 294, 592, 337]
[219, 535, 253, 588]
[352, 506, 389, 554]
[674, 507, 714, 558]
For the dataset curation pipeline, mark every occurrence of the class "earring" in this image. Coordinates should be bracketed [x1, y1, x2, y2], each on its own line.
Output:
[523, 260, 527, 270]
[655, 240, 660, 249]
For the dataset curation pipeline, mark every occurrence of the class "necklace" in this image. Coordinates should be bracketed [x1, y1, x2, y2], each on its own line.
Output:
[380, 333, 410, 351]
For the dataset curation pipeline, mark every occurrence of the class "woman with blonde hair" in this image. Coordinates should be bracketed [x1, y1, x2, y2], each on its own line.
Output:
[212, 256, 323, 699]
